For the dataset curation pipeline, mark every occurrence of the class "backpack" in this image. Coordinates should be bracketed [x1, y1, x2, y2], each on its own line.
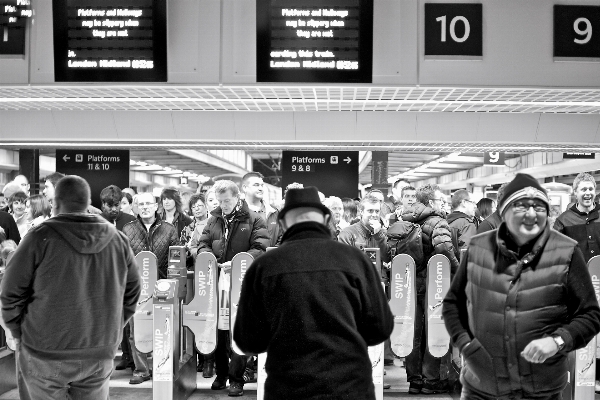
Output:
[386, 220, 424, 267]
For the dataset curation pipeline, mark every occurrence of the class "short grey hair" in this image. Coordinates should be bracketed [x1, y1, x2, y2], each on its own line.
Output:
[213, 180, 240, 197]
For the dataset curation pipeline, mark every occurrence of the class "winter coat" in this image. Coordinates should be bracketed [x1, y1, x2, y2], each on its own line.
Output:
[100, 210, 136, 231]
[446, 210, 477, 260]
[401, 202, 460, 280]
[197, 200, 269, 263]
[253, 200, 282, 248]
[338, 220, 390, 263]
[554, 203, 600, 262]
[122, 214, 179, 279]
[234, 221, 393, 400]
[476, 210, 502, 234]
[0, 214, 141, 360]
[443, 223, 600, 398]
[0, 210, 20, 244]
[159, 209, 193, 240]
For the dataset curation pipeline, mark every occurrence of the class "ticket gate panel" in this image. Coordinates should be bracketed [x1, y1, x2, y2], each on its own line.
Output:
[133, 251, 158, 354]
[389, 254, 416, 358]
[230, 252, 253, 356]
[426, 254, 451, 358]
[182, 252, 218, 355]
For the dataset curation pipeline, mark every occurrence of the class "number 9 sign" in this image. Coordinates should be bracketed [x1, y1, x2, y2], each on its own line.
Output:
[484, 151, 505, 166]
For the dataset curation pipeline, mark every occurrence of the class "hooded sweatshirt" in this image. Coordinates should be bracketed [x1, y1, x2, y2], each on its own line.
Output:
[0, 213, 141, 360]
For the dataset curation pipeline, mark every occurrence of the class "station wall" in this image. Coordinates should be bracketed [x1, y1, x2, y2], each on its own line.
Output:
[2, 0, 600, 87]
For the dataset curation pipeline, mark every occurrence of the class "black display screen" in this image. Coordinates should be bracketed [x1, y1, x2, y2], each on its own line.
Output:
[257, 0, 373, 83]
[52, 0, 167, 82]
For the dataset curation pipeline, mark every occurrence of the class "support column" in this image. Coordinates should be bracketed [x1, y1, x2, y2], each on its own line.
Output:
[19, 150, 39, 195]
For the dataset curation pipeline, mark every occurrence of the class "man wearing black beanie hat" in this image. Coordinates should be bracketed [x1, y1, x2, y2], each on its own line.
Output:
[443, 173, 600, 399]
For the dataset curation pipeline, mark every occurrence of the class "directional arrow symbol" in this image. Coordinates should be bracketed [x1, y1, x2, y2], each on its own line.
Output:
[63, 155, 70, 162]
[344, 157, 351, 164]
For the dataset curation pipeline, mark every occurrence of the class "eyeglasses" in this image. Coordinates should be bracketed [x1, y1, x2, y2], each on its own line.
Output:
[191, 203, 205, 209]
[512, 201, 547, 213]
[138, 202, 156, 208]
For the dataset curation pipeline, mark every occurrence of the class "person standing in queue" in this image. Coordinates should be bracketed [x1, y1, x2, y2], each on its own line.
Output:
[389, 185, 417, 225]
[476, 183, 507, 234]
[197, 179, 269, 397]
[99, 185, 137, 372]
[234, 187, 393, 400]
[1, 175, 141, 399]
[122, 192, 179, 384]
[159, 187, 193, 239]
[242, 172, 281, 247]
[400, 183, 460, 395]
[553, 171, 600, 392]
[446, 189, 478, 260]
[443, 173, 600, 400]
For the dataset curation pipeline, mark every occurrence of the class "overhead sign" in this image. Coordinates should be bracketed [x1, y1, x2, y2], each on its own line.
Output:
[371, 151, 388, 189]
[483, 151, 505, 166]
[424, 3, 482, 57]
[52, 0, 167, 82]
[281, 151, 359, 198]
[0, 0, 33, 55]
[256, 0, 373, 83]
[563, 152, 596, 159]
[554, 5, 600, 59]
[56, 149, 130, 209]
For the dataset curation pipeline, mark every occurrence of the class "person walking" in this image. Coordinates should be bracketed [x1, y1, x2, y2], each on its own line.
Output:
[443, 173, 600, 400]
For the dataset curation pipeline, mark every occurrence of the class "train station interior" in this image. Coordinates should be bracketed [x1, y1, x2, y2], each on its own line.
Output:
[1, 0, 600, 399]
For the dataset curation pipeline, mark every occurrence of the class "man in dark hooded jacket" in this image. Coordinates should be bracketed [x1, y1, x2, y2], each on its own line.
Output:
[401, 183, 459, 395]
[234, 187, 393, 400]
[446, 189, 477, 260]
[1, 176, 141, 400]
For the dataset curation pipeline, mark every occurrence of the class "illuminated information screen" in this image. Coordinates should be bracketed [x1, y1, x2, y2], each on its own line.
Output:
[52, 0, 167, 82]
[257, 0, 373, 83]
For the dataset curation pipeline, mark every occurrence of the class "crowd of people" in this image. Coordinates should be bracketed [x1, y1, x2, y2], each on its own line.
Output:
[1, 170, 600, 399]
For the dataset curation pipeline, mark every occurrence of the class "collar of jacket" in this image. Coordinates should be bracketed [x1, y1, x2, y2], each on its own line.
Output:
[570, 203, 600, 219]
[356, 220, 378, 237]
[135, 212, 163, 231]
[281, 221, 334, 243]
[210, 199, 250, 222]
[496, 221, 550, 267]
[447, 210, 474, 224]
[159, 209, 182, 223]
[401, 202, 444, 224]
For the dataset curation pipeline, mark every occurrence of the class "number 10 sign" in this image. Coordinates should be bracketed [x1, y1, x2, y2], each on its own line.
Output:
[425, 3, 482, 57]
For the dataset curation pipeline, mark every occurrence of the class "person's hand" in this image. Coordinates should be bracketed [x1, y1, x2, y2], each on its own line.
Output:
[521, 337, 558, 364]
[369, 220, 382, 234]
[219, 261, 232, 272]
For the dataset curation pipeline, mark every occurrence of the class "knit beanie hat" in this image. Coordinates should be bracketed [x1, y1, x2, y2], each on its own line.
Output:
[498, 173, 550, 216]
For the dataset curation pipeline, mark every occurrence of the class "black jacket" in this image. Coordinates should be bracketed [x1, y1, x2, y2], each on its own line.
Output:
[554, 203, 600, 262]
[234, 221, 393, 400]
[446, 210, 477, 259]
[159, 210, 193, 240]
[0, 210, 20, 244]
[100, 210, 136, 232]
[197, 200, 269, 263]
[122, 214, 179, 279]
[443, 223, 600, 398]
[476, 210, 502, 234]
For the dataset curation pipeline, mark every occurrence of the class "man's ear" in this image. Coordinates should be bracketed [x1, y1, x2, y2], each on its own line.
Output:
[324, 214, 331, 225]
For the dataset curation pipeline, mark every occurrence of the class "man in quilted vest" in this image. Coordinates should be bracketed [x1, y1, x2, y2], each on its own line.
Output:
[443, 173, 600, 400]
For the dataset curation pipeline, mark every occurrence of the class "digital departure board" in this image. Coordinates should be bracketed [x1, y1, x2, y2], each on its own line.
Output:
[257, 0, 373, 83]
[52, 0, 167, 82]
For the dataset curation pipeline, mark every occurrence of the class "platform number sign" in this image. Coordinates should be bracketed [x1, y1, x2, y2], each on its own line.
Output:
[483, 152, 505, 166]
[554, 6, 600, 59]
[425, 3, 482, 57]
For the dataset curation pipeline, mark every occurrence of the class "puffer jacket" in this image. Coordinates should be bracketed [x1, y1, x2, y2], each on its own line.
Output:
[446, 211, 477, 259]
[401, 202, 460, 278]
[443, 223, 600, 398]
[197, 200, 269, 263]
[122, 214, 179, 279]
